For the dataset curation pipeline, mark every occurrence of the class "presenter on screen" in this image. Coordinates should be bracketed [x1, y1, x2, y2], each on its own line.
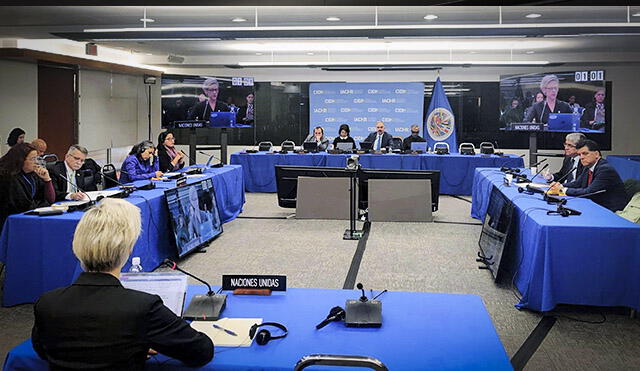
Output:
[365, 121, 393, 151]
[236, 92, 255, 125]
[0, 143, 55, 228]
[524, 75, 572, 124]
[402, 124, 427, 150]
[119, 141, 163, 183]
[580, 89, 606, 131]
[157, 131, 185, 173]
[549, 140, 626, 211]
[542, 132, 585, 183]
[187, 78, 230, 121]
[32, 198, 214, 370]
[304, 126, 330, 151]
[332, 124, 357, 150]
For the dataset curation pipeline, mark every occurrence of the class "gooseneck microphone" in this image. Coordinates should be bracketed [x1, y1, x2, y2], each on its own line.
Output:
[530, 158, 547, 168]
[541, 165, 579, 204]
[164, 258, 214, 295]
[198, 150, 224, 167]
[56, 172, 94, 205]
[357, 282, 368, 302]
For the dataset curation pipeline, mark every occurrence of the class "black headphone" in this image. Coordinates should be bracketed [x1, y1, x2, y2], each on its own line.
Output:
[249, 322, 288, 345]
[136, 141, 155, 157]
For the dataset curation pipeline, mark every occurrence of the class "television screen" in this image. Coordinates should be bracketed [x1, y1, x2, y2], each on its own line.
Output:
[165, 178, 223, 257]
[358, 169, 440, 212]
[499, 71, 608, 133]
[478, 185, 514, 280]
[275, 166, 350, 208]
[161, 74, 255, 128]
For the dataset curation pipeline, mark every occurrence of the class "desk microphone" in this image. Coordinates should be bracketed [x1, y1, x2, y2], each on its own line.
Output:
[516, 163, 549, 184]
[117, 169, 156, 190]
[163, 259, 227, 321]
[530, 158, 547, 168]
[198, 150, 224, 167]
[344, 283, 382, 328]
[541, 165, 578, 204]
[56, 173, 95, 207]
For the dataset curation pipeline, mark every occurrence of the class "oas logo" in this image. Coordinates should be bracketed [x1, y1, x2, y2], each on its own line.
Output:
[426, 107, 455, 140]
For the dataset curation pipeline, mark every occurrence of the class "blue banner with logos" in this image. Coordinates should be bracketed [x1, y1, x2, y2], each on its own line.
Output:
[424, 77, 458, 153]
[309, 82, 425, 145]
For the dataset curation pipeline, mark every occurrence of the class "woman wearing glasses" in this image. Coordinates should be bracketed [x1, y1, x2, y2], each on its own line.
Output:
[119, 141, 163, 183]
[157, 130, 185, 173]
[0, 143, 55, 228]
[187, 78, 231, 121]
[524, 74, 572, 124]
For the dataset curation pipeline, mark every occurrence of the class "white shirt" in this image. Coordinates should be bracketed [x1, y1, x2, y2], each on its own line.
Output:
[65, 162, 77, 194]
[570, 156, 580, 182]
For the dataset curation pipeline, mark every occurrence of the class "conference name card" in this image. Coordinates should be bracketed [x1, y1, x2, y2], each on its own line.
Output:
[222, 275, 287, 291]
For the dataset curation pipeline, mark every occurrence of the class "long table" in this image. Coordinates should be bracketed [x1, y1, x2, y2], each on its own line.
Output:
[3, 286, 512, 370]
[230, 151, 524, 195]
[0, 165, 245, 307]
[607, 155, 640, 181]
[471, 168, 640, 312]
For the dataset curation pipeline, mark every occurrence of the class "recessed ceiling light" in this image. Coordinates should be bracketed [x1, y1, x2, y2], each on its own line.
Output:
[423, 14, 438, 20]
[469, 51, 478, 54]
[232, 17, 247, 22]
[633, 12, 640, 17]
[326, 17, 341, 22]
[306, 52, 315, 55]
[145, 53, 153, 56]
[139, 18, 155, 23]
[525, 13, 542, 19]
[255, 52, 263, 56]
[526, 50, 535, 54]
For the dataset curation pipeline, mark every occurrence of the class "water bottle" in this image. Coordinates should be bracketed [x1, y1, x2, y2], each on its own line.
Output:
[129, 257, 143, 273]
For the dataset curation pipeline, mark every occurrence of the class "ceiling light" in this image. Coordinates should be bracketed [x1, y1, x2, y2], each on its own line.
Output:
[306, 52, 315, 55]
[326, 17, 341, 22]
[469, 51, 478, 54]
[139, 18, 155, 23]
[145, 53, 153, 56]
[633, 12, 640, 17]
[232, 17, 247, 23]
[525, 13, 542, 19]
[255, 52, 263, 55]
[526, 50, 535, 54]
[238, 60, 550, 67]
[424, 15, 438, 21]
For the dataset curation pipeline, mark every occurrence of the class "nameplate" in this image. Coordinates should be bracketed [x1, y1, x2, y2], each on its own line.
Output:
[509, 123, 543, 131]
[174, 120, 206, 128]
[222, 275, 287, 291]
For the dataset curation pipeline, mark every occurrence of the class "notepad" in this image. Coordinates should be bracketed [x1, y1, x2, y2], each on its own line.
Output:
[191, 318, 262, 347]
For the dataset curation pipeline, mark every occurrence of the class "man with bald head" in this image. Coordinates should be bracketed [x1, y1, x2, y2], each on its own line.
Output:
[364, 121, 393, 151]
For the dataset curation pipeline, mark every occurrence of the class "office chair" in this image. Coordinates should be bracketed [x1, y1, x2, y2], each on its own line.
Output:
[102, 164, 119, 189]
[390, 137, 403, 151]
[281, 140, 295, 152]
[433, 142, 450, 155]
[479, 142, 495, 155]
[458, 143, 476, 155]
[258, 141, 273, 151]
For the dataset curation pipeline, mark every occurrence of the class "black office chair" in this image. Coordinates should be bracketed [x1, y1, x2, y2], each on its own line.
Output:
[81, 158, 102, 188]
[258, 141, 273, 151]
[623, 178, 640, 204]
[102, 164, 119, 189]
[281, 140, 295, 152]
[390, 137, 403, 151]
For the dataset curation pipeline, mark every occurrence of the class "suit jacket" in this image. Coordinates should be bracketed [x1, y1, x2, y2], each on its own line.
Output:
[187, 100, 231, 121]
[552, 156, 583, 184]
[236, 104, 254, 125]
[48, 161, 100, 201]
[365, 132, 393, 149]
[303, 135, 329, 151]
[120, 155, 160, 183]
[564, 159, 627, 211]
[157, 145, 185, 173]
[524, 100, 572, 124]
[32, 272, 213, 371]
[0, 172, 53, 228]
[580, 102, 606, 130]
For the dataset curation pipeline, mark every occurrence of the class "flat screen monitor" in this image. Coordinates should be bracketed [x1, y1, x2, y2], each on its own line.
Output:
[360, 141, 373, 150]
[358, 169, 440, 212]
[303, 141, 318, 151]
[410, 142, 428, 152]
[275, 165, 350, 208]
[478, 185, 514, 280]
[165, 178, 223, 257]
[336, 142, 354, 151]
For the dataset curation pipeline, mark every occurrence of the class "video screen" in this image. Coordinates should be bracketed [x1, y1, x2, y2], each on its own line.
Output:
[499, 71, 608, 133]
[165, 178, 223, 257]
[161, 74, 255, 128]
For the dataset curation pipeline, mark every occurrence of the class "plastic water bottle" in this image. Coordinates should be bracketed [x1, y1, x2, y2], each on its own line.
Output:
[129, 257, 143, 273]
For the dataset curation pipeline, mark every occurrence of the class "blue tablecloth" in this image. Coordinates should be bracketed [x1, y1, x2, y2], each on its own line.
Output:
[471, 168, 640, 312]
[230, 152, 524, 195]
[0, 165, 245, 307]
[607, 155, 640, 181]
[3, 286, 512, 371]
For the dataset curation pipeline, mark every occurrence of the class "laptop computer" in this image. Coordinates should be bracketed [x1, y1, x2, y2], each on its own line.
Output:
[547, 113, 578, 132]
[303, 141, 318, 152]
[410, 142, 428, 152]
[359, 141, 373, 150]
[209, 112, 237, 128]
[336, 142, 354, 152]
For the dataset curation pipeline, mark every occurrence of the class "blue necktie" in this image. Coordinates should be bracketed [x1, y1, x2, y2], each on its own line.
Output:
[375, 135, 381, 151]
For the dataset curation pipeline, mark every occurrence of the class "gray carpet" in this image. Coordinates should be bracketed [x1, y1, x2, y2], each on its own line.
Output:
[2, 193, 640, 370]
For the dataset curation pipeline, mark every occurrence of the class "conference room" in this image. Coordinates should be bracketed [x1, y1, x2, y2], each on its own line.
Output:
[1, 3, 640, 370]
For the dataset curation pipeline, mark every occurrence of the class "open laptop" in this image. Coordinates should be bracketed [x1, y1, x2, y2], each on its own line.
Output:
[336, 142, 354, 152]
[547, 113, 578, 132]
[209, 112, 237, 127]
[303, 141, 318, 152]
[410, 142, 428, 152]
[359, 141, 373, 150]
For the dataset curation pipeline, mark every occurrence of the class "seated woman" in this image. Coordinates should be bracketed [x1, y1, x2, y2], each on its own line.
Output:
[32, 198, 214, 370]
[119, 141, 163, 183]
[332, 124, 356, 150]
[157, 130, 186, 173]
[6, 127, 25, 149]
[303, 126, 330, 151]
[0, 143, 55, 228]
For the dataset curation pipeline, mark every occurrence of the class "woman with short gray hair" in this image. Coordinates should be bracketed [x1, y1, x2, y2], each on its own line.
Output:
[524, 74, 572, 124]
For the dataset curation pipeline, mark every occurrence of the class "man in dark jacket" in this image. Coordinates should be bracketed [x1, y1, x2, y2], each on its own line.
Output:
[48, 145, 100, 201]
[364, 121, 393, 151]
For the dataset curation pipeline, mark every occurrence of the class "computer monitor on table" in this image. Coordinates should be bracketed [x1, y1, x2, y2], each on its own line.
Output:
[303, 142, 318, 152]
[275, 166, 350, 208]
[411, 142, 428, 152]
[336, 142, 354, 152]
[360, 141, 373, 150]
[358, 169, 440, 212]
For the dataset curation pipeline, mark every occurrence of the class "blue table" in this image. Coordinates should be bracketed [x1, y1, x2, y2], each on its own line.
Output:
[0, 165, 245, 307]
[607, 155, 640, 181]
[3, 286, 512, 371]
[230, 152, 524, 195]
[471, 168, 640, 312]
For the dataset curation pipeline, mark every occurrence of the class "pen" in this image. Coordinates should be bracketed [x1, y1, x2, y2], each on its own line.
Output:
[212, 323, 237, 336]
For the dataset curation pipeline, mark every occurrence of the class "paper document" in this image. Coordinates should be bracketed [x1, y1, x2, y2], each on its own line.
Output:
[191, 318, 262, 347]
[164, 172, 181, 177]
[186, 174, 207, 179]
[85, 190, 125, 199]
[514, 182, 550, 189]
[120, 273, 187, 316]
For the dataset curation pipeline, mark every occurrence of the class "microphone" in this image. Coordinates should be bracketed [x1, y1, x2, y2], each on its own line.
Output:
[500, 154, 527, 173]
[315, 306, 346, 330]
[56, 172, 94, 206]
[116, 169, 156, 190]
[565, 189, 606, 201]
[163, 259, 227, 320]
[515, 163, 549, 184]
[198, 150, 224, 168]
[542, 165, 579, 204]
[345, 282, 382, 327]
[530, 158, 547, 168]
[357, 282, 368, 302]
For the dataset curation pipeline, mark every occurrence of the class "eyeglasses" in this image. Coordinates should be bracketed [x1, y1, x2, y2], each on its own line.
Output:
[544, 86, 559, 91]
[166, 136, 175, 141]
[411, 131, 420, 134]
[68, 154, 86, 163]
[563, 142, 576, 148]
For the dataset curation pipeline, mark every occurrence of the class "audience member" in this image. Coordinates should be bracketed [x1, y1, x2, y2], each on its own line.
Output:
[364, 121, 393, 151]
[304, 126, 329, 151]
[402, 124, 427, 150]
[543, 132, 585, 183]
[500, 98, 524, 126]
[7, 128, 25, 148]
[236, 92, 255, 125]
[581, 88, 606, 130]
[119, 141, 162, 183]
[49, 145, 99, 201]
[32, 198, 214, 370]
[30, 139, 47, 156]
[0, 143, 55, 228]
[524, 91, 544, 121]
[332, 124, 356, 150]
[157, 131, 185, 173]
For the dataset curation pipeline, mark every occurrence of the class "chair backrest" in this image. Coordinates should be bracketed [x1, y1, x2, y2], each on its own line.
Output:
[480, 142, 495, 154]
[458, 142, 476, 155]
[281, 140, 295, 151]
[102, 164, 119, 189]
[434, 142, 450, 154]
[390, 137, 403, 150]
[258, 141, 273, 151]
[623, 178, 640, 203]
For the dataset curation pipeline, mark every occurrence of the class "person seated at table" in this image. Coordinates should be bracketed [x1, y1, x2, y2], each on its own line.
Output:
[49, 145, 100, 201]
[304, 126, 329, 151]
[550, 139, 627, 211]
[542, 132, 585, 184]
[524, 75, 572, 124]
[332, 124, 356, 150]
[6, 127, 25, 149]
[187, 78, 231, 121]
[402, 124, 427, 150]
[120, 141, 163, 183]
[0, 143, 55, 228]
[580, 88, 606, 131]
[32, 198, 214, 370]
[30, 138, 47, 157]
[364, 121, 393, 151]
[157, 130, 185, 173]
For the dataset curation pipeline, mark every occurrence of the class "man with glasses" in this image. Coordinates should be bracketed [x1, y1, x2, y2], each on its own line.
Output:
[49, 145, 99, 201]
[187, 77, 230, 121]
[524, 74, 572, 124]
[402, 124, 427, 150]
[543, 132, 585, 183]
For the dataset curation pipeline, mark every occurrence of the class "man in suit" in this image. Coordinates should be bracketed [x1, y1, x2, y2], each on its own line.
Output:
[543, 132, 585, 184]
[550, 139, 627, 212]
[580, 88, 606, 131]
[49, 145, 100, 201]
[364, 121, 393, 151]
[402, 124, 427, 150]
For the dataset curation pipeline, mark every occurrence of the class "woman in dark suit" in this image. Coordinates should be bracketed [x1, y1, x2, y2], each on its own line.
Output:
[0, 143, 55, 228]
[332, 124, 357, 150]
[157, 131, 186, 172]
[32, 198, 214, 370]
